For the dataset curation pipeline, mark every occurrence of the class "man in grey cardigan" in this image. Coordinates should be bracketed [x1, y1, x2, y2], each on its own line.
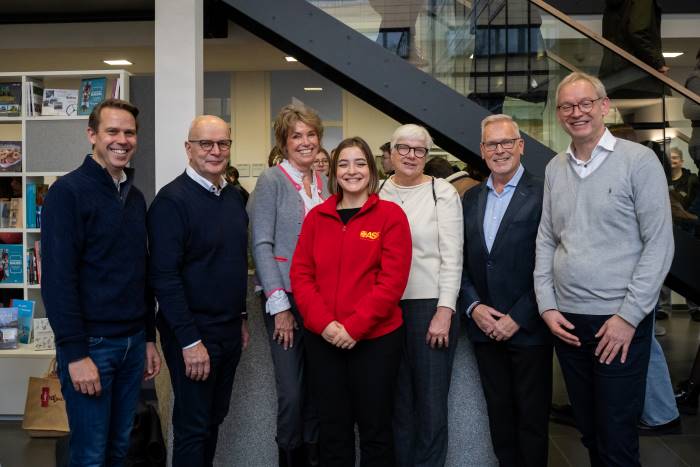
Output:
[534, 71, 674, 467]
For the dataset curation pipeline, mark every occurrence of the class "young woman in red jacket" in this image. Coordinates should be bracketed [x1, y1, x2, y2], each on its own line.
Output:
[291, 136, 412, 466]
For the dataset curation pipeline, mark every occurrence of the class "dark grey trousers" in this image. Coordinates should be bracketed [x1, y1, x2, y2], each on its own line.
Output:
[393, 298, 459, 467]
[262, 295, 319, 450]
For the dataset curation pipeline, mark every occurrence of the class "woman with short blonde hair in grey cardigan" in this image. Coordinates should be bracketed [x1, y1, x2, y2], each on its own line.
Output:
[249, 104, 328, 466]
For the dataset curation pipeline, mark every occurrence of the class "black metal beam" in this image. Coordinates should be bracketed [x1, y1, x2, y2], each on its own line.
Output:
[220, 0, 556, 175]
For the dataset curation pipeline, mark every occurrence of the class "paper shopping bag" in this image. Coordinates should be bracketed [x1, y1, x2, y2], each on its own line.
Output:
[21, 360, 69, 437]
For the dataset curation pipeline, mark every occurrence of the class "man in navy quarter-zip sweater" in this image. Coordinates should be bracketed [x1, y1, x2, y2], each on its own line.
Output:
[42, 99, 161, 467]
[148, 115, 249, 467]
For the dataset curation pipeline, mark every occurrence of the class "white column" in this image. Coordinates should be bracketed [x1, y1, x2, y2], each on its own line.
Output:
[154, 0, 203, 190]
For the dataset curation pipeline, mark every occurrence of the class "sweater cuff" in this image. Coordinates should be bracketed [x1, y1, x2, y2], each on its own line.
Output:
[60, 341, 89, 364]
[437, 294, 458, 313]
[617, 304, 648, 328]
[537, 293, 558, 316]
[174, 325, 203, 349]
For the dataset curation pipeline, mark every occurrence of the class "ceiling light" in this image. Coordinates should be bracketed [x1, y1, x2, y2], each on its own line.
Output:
[285, 56, 298, 62]
[304, 87, 323, 92]
[103, 59, 133, 66]
[662, 52, 683, 58]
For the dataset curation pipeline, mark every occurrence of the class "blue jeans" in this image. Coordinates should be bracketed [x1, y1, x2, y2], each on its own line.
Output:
[641, 333, 680, 425]
[57, 331, 146, 467]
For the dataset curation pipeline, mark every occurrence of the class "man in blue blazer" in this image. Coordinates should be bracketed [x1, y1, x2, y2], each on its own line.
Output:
[460, 114, 552, 467]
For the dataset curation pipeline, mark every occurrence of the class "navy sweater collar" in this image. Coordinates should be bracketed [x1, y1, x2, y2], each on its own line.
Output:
[80, 154, 136, 192]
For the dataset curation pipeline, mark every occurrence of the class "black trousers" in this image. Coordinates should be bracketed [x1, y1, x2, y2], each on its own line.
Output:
[473, 342, 553, 467]
[305, 327, 404, 467]
[555, 312, 653, 467]
[160, 323, 242, 467]
[262, 295, 319, 450]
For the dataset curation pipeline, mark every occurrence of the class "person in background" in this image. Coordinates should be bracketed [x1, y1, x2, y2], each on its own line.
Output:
[461, 114, 552, 465]
[312, 147, 330, 177]
[42, 99, 161, 466]
[291, 136, 412, 466]
[683, 48, 700, 169]
[249, 104, 328, 467]
[225, 165, 250, 205]
[378, 141, 394, 178]
[148, 115, 249, 467]
[380, 124, 463, 467]
[669, 147, 699, 212]
[600, 0, 668, 100]
[535, 71, 673, 466]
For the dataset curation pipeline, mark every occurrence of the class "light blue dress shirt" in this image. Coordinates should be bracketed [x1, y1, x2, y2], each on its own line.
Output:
[483, 164, 524, 253]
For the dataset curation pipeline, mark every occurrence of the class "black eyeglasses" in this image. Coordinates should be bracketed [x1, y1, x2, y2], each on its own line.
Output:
[556, 98, 602, 116]
[481, 138, 521, 152]
[394, 144, 428, 158]
[188, 139, 232, 151]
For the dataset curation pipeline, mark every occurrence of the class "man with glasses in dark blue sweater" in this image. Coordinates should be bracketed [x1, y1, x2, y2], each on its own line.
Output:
[42, 99, 161, 466]
[148, 115, 249, 467]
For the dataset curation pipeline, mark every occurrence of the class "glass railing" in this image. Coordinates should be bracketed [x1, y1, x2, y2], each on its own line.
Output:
[307, 0, 700, 298]
[306, 0, 700, 160]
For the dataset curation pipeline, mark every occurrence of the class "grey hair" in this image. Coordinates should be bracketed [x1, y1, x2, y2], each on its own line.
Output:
[390, 124, 434, 150]
[556, 71, 608, 102]
[670, 147, 683, 158]
[480, 114, 521, 139]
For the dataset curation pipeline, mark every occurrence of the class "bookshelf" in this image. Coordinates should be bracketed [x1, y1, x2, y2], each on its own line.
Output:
[0, 70, 129, 416]
[0, 70, 129, 308]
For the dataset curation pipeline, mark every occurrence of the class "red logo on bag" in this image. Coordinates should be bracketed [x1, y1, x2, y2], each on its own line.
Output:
[41, 387, 49, 407]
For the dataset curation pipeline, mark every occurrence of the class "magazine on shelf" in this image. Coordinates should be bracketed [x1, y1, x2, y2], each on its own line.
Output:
[78, 77, 107, 116]
[0, 244, 23, 283]
[41, 88, 78, 116]
[0, 307, 19, 349]
[11, 299, 34, 344]
[25, 78, 44, 117]
[0, 141, 22, 172]
[33, 318, 54, 350]
[0, 82, 21, 117]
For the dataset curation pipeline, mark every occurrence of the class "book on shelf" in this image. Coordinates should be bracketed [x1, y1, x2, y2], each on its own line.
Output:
[27, 247, 37, 285]
[78, 77, 107, 116]
[0, 141, 22, 172]
[25, 78, 44, 117]
[0, 306, 19, 349]
[26, 182, 48, 229]
[33, 317, 54, 351]
[11, 299, 34, 345]
[112, 77, 122, 99]
[0, 244, 22, 283]
[34, 240, 41, 284]
[41, 88, 78, 116]
[0, 198, 20, 228]
[0, 82, 21, 117]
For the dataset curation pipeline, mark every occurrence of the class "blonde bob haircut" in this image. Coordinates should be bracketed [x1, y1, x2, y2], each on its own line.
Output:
[328, 136, 379, 201]
[390, 124, 434, 150]
[273, 104, 324, 158]
[556, 71, 608, 102]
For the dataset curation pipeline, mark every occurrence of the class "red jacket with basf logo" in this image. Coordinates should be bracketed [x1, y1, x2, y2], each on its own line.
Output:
[291, 193, 412, 340]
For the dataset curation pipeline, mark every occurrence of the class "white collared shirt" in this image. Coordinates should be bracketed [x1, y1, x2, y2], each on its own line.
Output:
[566, 128, 616, 179]
[112, 171, 127, 191]
[185, 165, 228, 196]
[280, 159, 322, 214]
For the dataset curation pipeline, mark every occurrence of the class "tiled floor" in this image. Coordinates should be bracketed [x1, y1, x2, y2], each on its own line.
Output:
[1, 310, 699, 467]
